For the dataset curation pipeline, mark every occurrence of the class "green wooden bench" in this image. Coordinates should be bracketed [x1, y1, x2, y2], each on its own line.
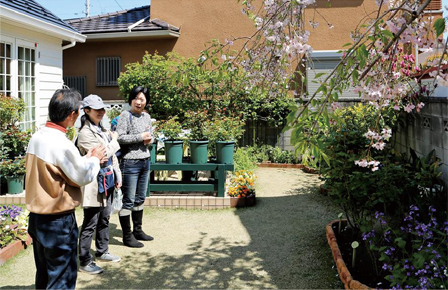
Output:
[148, 161, 234, 197]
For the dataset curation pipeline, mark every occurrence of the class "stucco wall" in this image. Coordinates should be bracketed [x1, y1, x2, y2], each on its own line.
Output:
[1, 21, 64, 127]
[150, 0, 377, 55]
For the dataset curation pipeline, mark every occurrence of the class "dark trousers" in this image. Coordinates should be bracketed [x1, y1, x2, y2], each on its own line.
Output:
[78, 187, 114, 266]
[28, 212, 78, 290]
[120, 158, 150, 210]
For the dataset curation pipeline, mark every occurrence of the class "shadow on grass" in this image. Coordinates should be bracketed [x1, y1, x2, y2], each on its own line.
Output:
[72, 181, 342, 289]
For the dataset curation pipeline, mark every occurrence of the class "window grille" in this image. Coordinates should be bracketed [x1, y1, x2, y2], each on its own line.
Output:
[96, 57, 120, 86]
[63, 76, 87, 97]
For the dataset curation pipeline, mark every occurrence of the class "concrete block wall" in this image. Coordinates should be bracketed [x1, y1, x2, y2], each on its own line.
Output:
[394, 97, 448, 187]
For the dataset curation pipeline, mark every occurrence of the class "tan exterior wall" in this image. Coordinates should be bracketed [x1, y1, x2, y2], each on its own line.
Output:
[63, 0, 380, 100]
[151, 0, 378, 53]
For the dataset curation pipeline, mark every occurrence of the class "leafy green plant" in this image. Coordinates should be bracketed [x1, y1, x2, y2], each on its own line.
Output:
[117, 52, 294, 127]
[233, 147, 258, 171]
[66, 127, 77, 142]
[320, 104, 407, 230]
[0, 205, 29, 249]
[363, 206, 447, 289]
[267, 146, 297, 164]
[157, 117, 183, 141]
[0, 95, 25, 130]
[205, 116, 245, 143]
[1, 126, 31, 159]
[0, 157, 26, 177]
[185, 110, 209, 141]
[107, 106, 123, 122]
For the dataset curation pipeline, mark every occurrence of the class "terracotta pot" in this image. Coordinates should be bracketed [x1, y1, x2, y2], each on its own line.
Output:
[326, 220, 371, 290]
[230, 194, 256, 208]
[0, 234, 32, 265]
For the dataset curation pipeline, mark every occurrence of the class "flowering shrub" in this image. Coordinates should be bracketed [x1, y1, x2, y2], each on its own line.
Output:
[0, 157, 26, 177]
[363, 205, 448, 289]
[227, 170, 256, 198]
[0, 95, 25, 130]
[0, 205, 29, 249]
[1, 126, 31, 159]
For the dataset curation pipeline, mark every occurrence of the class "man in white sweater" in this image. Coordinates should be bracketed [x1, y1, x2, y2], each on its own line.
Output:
[25, 89, 106, 289]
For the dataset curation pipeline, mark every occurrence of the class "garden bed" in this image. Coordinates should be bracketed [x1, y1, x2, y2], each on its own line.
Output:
[0, 234, 32, 265]
[257, 162, 304, 169]
[326, 219, 389, 289]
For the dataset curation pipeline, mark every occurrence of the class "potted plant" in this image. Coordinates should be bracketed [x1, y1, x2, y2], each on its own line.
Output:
[0, 158, 26, 194]
[185, 110, 210, 164]
[227, 170, 257, 208]
[157, 117, 184, 164]
[1, 126, 31, 160]
[206, 116, 245, 164]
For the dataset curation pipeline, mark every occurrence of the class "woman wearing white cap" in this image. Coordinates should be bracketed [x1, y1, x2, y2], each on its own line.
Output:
[76, 94, 122, 275]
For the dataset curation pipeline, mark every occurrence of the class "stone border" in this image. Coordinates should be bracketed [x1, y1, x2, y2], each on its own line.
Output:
[257, 163, 304, 168]
[326, 219, 372, 290]
[0, 195, 233, 210]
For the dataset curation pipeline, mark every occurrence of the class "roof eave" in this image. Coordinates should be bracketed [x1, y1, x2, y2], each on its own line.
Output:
[0, 5, 86, 43]
[84, 30, 180, 40]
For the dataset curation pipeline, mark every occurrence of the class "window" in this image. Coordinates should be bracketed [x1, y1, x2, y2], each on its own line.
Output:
[0, 42, 12, 96]
[96, 57, 120, 86]
[18, 46, 36, 131]
[0, 38, 37, 131]
[63, 76, 86, 98]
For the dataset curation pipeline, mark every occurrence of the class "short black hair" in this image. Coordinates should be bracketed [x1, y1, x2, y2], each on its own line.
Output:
[48, 89, 82, 122]
[128, 86, 149, 105]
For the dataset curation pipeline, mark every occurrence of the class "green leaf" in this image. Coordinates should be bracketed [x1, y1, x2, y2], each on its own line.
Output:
[342, 43, 352, 48]
[314, 72, 327, 79]
[434, 18, 446, 37]
[382, 29, 394, 39]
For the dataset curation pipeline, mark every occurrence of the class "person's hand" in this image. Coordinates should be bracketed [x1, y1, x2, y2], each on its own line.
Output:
[142, 132, 152, 145]
[110, 131, 118, 140]
[88, 144, 106, 162]
[115, 182, 122, 189]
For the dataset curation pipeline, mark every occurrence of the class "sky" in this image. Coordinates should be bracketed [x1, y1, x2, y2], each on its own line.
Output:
[38, 0, 150, 20]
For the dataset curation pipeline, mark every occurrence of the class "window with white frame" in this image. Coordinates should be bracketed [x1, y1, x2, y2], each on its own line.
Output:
[0, 38, 36, 131]
[18, 46, 36, 131]
[0, 42, 12, 96]
[96, 57, 120, 86]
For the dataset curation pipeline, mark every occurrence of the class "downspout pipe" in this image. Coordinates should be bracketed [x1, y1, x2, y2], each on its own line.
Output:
[62, 40, 76, 50]
[128, 16, 150, 32]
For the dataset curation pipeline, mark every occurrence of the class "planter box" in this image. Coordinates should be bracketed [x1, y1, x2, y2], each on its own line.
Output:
[326, 220, 371, 290]
[0, 234, 32, 265]
[230, 194, 256, 208]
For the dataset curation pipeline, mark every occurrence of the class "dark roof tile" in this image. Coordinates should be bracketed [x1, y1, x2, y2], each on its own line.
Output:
[0, 0, 80, 34]
[65, 5, 179, 34]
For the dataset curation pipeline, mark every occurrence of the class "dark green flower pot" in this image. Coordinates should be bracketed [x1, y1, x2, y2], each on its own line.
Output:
[190, 140, 209, 164]
[216, 141, 235, 164]
[149, 139, 158, 163]
[165, 140, 184, 164]
[6, 175, 24, 194]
